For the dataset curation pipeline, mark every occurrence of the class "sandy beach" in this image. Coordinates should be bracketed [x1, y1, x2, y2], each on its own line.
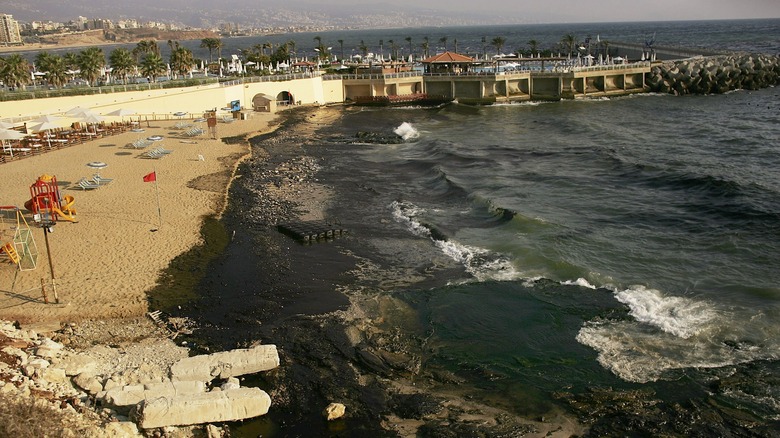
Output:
[0, 113, 279, 329]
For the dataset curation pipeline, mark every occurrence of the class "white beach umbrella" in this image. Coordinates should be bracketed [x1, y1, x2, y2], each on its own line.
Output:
[106, 108, 136, 118]
[80, 113, 104, 134]
[0, 121, 17, 129]
[0, 128, 25, 158]
[29, 118, 65, 149]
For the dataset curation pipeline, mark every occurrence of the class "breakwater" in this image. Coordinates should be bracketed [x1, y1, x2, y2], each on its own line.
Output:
[646, 53, 780, 95]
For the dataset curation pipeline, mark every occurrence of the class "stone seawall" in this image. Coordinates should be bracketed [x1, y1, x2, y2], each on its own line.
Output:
[646, 54, 780, 95]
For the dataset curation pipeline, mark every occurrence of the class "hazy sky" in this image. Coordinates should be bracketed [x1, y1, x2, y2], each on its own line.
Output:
[395, 0, 780, 23]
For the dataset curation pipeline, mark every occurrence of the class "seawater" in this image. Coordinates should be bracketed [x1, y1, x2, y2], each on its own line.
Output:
[297, 84, 780, 430]
[162, 18, 780, 434]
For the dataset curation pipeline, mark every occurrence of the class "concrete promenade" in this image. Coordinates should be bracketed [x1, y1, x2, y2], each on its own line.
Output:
[0, 63, 652, 124]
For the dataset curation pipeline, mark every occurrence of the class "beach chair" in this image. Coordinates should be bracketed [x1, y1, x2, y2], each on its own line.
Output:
[154, 146, 173, 154]
[184, 127, 204, 137]
[77, 178, 100, 190]
[91, 174, 113, 185]
[221, 115, 235, 124]
[140, 147, 171, 159]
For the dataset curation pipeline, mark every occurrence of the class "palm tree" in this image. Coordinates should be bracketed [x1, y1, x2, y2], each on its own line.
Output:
[170, 46, 195, 78]
[44, 56, 68, 88]
[387, 39, 395, 60]
[34, 51, 54, 72]
[33, 52, 54, 86]
[77, 47, 105, 86]
[405, 36, 412, 60]
[200, 38, 220, 63]
[561, 34, 576, 56]
[491, 36, 506, 56]
[63, 52, 78, 70]
[140, 53, 166, 82]
[337, 39, 344, 62]
[286, 40, 296, 62]
[0, 54, 31, 90]
[313, 36, 327, 61]
[454, 38, 458, 53]
[359, 40, 368, 58]
[421, 37, 430, 58]
[491, 37, 507, 72]
[528, 39, 539, 56]
[133, 40, 160, 63]
[109, 48, 135, 84]
[439, 36, 447, 52]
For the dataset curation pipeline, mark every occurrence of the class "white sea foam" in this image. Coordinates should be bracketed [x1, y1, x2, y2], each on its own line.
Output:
[391, 200, 520, 282]
[390, 200, 430, 237]
[576, 285, 780, 383]
[394, 122, 420, 141]
[562, 278, 598, 289]
[613, 285, 715, 339]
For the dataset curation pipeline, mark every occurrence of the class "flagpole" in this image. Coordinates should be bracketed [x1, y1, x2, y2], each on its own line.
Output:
[154, 168, 162, 230]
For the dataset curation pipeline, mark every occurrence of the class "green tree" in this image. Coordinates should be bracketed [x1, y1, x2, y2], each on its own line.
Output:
[109, 48, 136, 84]
[527, 39, 539, 56]
[133, 40, 160, 63]
[420, 37, 430, 58]
[170, 46, 195, 78]
[337, 39, 344, 62]
[561, 34, 576, 56]
[77, 47, 105, 86]
[439, 36, 447, 52]
[200, 38, 220, 63]
[358, 40, 368, 58]
[140, 53, 166, 82]
[34, 51, 54, 72]
[491, 36, 506, 55]
[0, 54, 31, 90]
[44, 55, 68, 88]
[63, 52, 78, 70]
[405, 36, 412, 60]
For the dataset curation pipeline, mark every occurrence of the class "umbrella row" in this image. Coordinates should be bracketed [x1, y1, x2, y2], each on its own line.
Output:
[1, 107, 139, 158]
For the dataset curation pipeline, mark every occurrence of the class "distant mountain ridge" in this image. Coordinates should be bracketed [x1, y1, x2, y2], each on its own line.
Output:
[2, 0, 527, 28]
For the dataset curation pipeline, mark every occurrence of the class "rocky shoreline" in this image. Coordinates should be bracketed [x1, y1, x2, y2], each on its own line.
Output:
[646, 53, 780, 95]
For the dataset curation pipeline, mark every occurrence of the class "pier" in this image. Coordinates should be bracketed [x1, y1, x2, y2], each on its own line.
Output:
[338, 62, 652, 104]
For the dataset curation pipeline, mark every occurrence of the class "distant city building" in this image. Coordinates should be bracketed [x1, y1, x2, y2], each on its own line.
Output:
[116, 19, 140, 29]
[0, 14, 22, 45]
[88, 18, 114, 30]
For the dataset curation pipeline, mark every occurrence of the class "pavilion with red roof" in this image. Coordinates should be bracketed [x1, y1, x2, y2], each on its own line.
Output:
[421, 51, 478, 74]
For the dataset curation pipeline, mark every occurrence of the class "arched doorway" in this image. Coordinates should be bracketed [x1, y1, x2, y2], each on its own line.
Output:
[276, 91, 295, 106]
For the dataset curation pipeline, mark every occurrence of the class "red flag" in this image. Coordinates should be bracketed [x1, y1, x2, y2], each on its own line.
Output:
[143, 171, 156, 182]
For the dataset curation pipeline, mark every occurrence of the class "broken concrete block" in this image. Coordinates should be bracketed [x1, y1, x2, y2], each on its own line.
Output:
[170, 345, 279, 382]
[137, 387, 271, 429]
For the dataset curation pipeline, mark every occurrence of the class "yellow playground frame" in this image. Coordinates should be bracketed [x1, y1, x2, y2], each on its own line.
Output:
[0, 207, 38, 271]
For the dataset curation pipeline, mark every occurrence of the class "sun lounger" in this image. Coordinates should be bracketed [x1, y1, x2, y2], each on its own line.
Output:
[173, 121, 193, 130]
[221, 115, 235, 123]
[77, 178, 101, 190]
[183, 127, 204, 137]
[126, 138, 150, 149]
[140, 147, 173, 159]
[91, 174, 113, 185]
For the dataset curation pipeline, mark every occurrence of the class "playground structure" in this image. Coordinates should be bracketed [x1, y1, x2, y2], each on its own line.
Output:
[0, 206, 38, 271]
[24, 174, 77, 223]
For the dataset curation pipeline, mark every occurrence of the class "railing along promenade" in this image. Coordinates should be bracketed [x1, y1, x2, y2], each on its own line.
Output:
[1, 61, 651, 103]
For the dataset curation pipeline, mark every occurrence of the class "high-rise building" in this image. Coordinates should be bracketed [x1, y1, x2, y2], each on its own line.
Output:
[0, 14, 22, 45]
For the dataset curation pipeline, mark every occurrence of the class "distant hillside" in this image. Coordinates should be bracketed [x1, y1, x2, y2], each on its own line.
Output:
[0, 28, 220, 54]
[2, 0, 526, 28]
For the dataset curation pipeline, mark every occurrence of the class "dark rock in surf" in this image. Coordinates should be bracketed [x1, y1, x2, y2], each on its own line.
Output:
[354, 131, 405, 144]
